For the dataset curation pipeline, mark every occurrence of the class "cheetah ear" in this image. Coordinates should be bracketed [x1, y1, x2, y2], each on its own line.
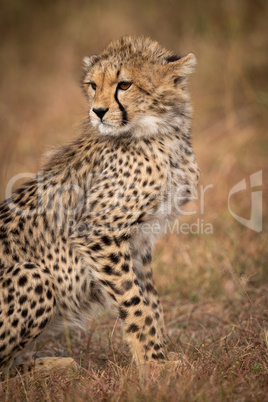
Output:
[165, 53, 197, 80]
[83, 55, 99, 72]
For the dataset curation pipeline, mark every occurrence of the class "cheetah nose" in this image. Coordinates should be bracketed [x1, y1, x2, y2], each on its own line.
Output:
[93, 107, 109, 120]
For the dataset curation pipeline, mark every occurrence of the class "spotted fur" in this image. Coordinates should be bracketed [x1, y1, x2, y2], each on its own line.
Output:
[0, 36, 199, 372]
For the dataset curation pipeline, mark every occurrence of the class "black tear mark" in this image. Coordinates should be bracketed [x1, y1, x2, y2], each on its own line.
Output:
[114, 87, 128, 126]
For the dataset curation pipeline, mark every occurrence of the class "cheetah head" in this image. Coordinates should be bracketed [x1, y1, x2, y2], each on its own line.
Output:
[82, 36, 196, 137]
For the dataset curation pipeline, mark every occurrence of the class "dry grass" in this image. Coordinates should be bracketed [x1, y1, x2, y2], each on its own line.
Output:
[0, 0, 267, 400]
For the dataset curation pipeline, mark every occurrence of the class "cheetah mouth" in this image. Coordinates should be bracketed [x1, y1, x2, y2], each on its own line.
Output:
[92, 119, 128, 135]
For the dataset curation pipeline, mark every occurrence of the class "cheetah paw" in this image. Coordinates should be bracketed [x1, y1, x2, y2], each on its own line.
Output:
[31, 357, 80, 376]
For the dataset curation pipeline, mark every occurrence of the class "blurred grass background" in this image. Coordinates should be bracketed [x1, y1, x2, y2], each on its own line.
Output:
[0, 0, 267, 400]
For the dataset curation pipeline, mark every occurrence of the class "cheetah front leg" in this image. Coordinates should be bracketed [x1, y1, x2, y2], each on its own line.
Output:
[75, 237, 166, 365]
[132, 249, 167, 343]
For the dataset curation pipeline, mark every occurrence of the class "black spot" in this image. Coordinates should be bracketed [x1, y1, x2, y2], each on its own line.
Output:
[91, 243, 102, 252]
[127, 324, 139, 333]
[43, 267, 50, 274]
[9, 336, 16, 344]
[13, 254, 20, 263]
[27, 319, 33, 328]
[7, 307, 14, 316]
[0, 344, 6, 352]
[134, 310, 142, 317]
[36, 307, 45, 318]
[3, 278, 12, 287]
[11, 319, 18, 329]
[146, 166, 152, 175]
[6, 266, 14, 274]
[53, 264, 59, 271]
[12, 268, 20, 276]
[137, 213, 145, 224]
[18, 218, 25, 230]
[109, 253, 120, 264]
[142, 253, 152, 265]
[123, 296, 141, 307]
[39, 318, 48, 330]
[149, 326, 156, 336]
[145, 316, 153, 326]
[122, 263, 129, 272]
[18, 276, 27, 287]
[4, 216, 12, 225]
[119, 307, 128, 320]
[21, 309, 28, 318]
[146, 283, 155, 293]
[101, 236, 111, 246]
[19, 295, 27, 305]
[30, 301, 36, 309]
[24, 263, 35, 269]
[101, 280, 123, 295]
[47, 289, 52, 300]
[152, 353, 160, 360]
[7, 294, 14, 303]
[103, 265, 114, 275]
[35, 285, 43, 295]
[20, 327, 26, 337]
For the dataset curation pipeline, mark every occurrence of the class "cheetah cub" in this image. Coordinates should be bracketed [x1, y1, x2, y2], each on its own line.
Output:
[0, 36, 199, 374]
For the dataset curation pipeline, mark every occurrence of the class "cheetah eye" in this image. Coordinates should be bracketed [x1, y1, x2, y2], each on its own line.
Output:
[118, 82, 132, 91]
[90, 82, 97, 91]
[84, 82, 97, 91]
